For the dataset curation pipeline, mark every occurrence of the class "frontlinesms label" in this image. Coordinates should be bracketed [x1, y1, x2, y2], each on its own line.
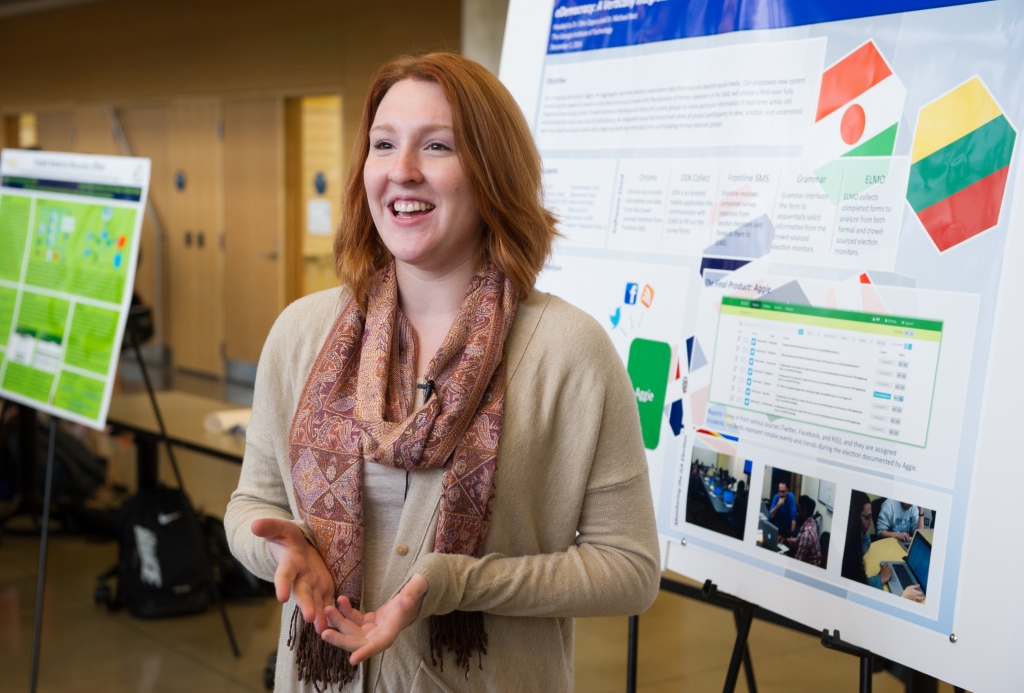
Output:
[709, 297, 943, 447]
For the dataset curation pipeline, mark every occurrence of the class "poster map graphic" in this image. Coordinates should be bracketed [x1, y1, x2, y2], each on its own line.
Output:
[0, 150, 151, 429]
[506, 0, 1024, 687]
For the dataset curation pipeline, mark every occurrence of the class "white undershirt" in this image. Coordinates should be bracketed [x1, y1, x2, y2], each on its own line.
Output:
[360, 381, 426, 607]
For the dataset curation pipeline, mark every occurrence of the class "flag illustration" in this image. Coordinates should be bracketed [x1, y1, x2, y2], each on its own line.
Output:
[803, 41, 906, 203]
[907, 77, 1017, 252]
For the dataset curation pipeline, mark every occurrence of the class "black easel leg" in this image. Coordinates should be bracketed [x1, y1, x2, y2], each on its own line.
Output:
[28, 418, 57, 693]
[733, 610, 758, 693]
[130, 334, 240, 658]
[626, 615, 639, 693]
[860, 655, 872, 693]
[743, 647, 757, 693]
[723, 605, 754, 693]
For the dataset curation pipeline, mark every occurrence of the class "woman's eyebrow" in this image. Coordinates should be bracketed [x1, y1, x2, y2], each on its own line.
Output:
[369, 122, 453, 134]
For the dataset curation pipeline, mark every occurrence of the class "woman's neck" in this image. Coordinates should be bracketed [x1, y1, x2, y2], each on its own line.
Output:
[395, 253, 479, 379]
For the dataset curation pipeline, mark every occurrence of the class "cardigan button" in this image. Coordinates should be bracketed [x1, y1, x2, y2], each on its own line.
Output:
[395, 544, 409, 556]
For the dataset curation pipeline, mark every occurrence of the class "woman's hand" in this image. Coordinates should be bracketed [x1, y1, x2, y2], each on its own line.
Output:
[251, 518, 335, 634]
[321, 574, 429, 665]
[878, 564, 893, 584]
[900, 584, 925, 602]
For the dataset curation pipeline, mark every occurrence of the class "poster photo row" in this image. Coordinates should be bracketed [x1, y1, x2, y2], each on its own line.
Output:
[684, 436, 937, 608]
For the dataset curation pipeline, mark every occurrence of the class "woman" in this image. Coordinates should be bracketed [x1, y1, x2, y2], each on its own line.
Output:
[225, 53, 660, 692]
[840, 491, 923, 601]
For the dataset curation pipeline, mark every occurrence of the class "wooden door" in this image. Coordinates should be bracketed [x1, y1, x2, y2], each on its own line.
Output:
[119, 105, 171, 341]
[222, 98, 285, 365]
[167, 100, 223, 376]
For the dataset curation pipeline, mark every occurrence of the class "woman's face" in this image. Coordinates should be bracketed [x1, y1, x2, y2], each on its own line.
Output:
[364, 79, 482, 273]
[860, 502, 873, 534]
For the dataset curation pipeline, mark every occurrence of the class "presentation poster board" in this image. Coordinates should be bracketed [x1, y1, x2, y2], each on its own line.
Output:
[0, 149, 150, 430]
[501, 1, 1024, 688]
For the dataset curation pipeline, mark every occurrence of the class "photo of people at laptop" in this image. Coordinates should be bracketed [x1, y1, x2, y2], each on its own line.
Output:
[684, 438, 750, 541]
[756, 465, 834, 569]
[840, 490, 936, 603]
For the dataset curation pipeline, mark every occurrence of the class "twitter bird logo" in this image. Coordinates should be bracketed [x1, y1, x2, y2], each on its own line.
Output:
[610, 307, 621, 328]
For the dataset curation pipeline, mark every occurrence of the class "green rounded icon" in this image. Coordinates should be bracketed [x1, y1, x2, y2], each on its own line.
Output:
[626, 338, 672, 450]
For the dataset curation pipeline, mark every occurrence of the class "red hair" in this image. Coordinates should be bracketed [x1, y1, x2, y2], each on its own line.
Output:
[334, 53, 558, 308]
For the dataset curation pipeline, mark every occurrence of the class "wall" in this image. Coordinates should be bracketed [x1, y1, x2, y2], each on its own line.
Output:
[462, 0, 510, 74]
[0, 0, 461, 369]
[0, 0, 460, 191]
[691, 445, 718, 469]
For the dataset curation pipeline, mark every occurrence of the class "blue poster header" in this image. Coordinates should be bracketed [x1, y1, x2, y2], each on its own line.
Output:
[547, 0, 988, 54]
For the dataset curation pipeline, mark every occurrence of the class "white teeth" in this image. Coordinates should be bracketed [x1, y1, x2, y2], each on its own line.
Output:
[392, 201, 435, 213]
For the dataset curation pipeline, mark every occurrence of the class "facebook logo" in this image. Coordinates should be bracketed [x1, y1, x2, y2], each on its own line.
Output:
[624, 283, 639, 305]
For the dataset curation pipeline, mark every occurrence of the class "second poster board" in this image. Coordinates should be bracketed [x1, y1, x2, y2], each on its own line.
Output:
[0, 149, 151, 429]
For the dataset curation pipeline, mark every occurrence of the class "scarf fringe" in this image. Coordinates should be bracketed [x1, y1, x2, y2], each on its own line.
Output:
[288, 606, 357, 692]
[430, 611, 488, 679]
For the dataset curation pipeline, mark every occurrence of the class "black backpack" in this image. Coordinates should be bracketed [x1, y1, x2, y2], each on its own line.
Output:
[108, 486, 210, 618]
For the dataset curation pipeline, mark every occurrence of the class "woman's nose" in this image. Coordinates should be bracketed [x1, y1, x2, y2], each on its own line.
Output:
[389, 148, 423, 185]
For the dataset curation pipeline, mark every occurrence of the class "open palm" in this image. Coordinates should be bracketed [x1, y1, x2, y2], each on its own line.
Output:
[321, 574, 429, 665]
[251, 518, 335, 634]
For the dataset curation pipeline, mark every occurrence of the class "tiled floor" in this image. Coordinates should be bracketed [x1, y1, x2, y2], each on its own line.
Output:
[0, 532, 961, 692]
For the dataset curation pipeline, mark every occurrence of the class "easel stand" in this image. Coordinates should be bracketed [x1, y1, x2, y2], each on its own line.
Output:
[126, 323, 240, 658]
[701, 580, 758, 693]
[626, 615, 639, 693]
[28, 418, 57, 693]
[821, 629, 873, 693]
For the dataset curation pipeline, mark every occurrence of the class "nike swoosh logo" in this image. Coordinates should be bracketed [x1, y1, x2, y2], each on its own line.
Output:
[157, 511, 183, 525]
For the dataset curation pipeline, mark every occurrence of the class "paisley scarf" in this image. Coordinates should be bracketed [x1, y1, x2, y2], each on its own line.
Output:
[287, 262, 518, 688]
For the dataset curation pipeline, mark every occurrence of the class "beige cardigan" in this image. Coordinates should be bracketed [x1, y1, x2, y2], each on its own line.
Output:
[224, 286, 661, 693]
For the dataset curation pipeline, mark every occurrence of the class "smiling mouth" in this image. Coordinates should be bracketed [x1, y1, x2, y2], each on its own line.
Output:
[390, 200, 436, 218]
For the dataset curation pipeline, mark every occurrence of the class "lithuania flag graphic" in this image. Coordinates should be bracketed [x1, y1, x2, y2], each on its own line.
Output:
[907, 77, 1017, 252]
[804, 40, 905, 204]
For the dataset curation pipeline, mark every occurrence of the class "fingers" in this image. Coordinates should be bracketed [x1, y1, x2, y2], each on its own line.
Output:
[252, 518, 305, 548]
[337, 596, 365, 627]
[350, 638, 392, 666]
[312, 588, 327, 634]
[293, 580, 314, 621]
[320, 627, 368, 654]
[251, 517, 288, 540]
[324, 605, 367, 637]
[273, 557, 300, 604]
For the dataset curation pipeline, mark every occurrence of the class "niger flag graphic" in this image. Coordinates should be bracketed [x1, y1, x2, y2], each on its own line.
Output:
[907, 77, 1017, 252]
[803, 41, 906, 203]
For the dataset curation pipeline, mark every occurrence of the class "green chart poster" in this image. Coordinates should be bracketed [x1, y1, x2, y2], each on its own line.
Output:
[0, 149, 150, 429]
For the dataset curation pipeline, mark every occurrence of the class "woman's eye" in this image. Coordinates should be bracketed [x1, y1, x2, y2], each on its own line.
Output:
[427, 141, 451, 151]
[373, 140, 394, 150]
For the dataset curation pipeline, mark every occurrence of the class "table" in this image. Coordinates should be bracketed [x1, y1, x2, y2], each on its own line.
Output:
[864, 528, 933, 599]
[106, 391, 246, 489]
[106, 390, 246, 654]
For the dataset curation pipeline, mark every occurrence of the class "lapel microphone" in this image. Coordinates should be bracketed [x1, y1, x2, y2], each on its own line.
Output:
[417, 379, 436, 402]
